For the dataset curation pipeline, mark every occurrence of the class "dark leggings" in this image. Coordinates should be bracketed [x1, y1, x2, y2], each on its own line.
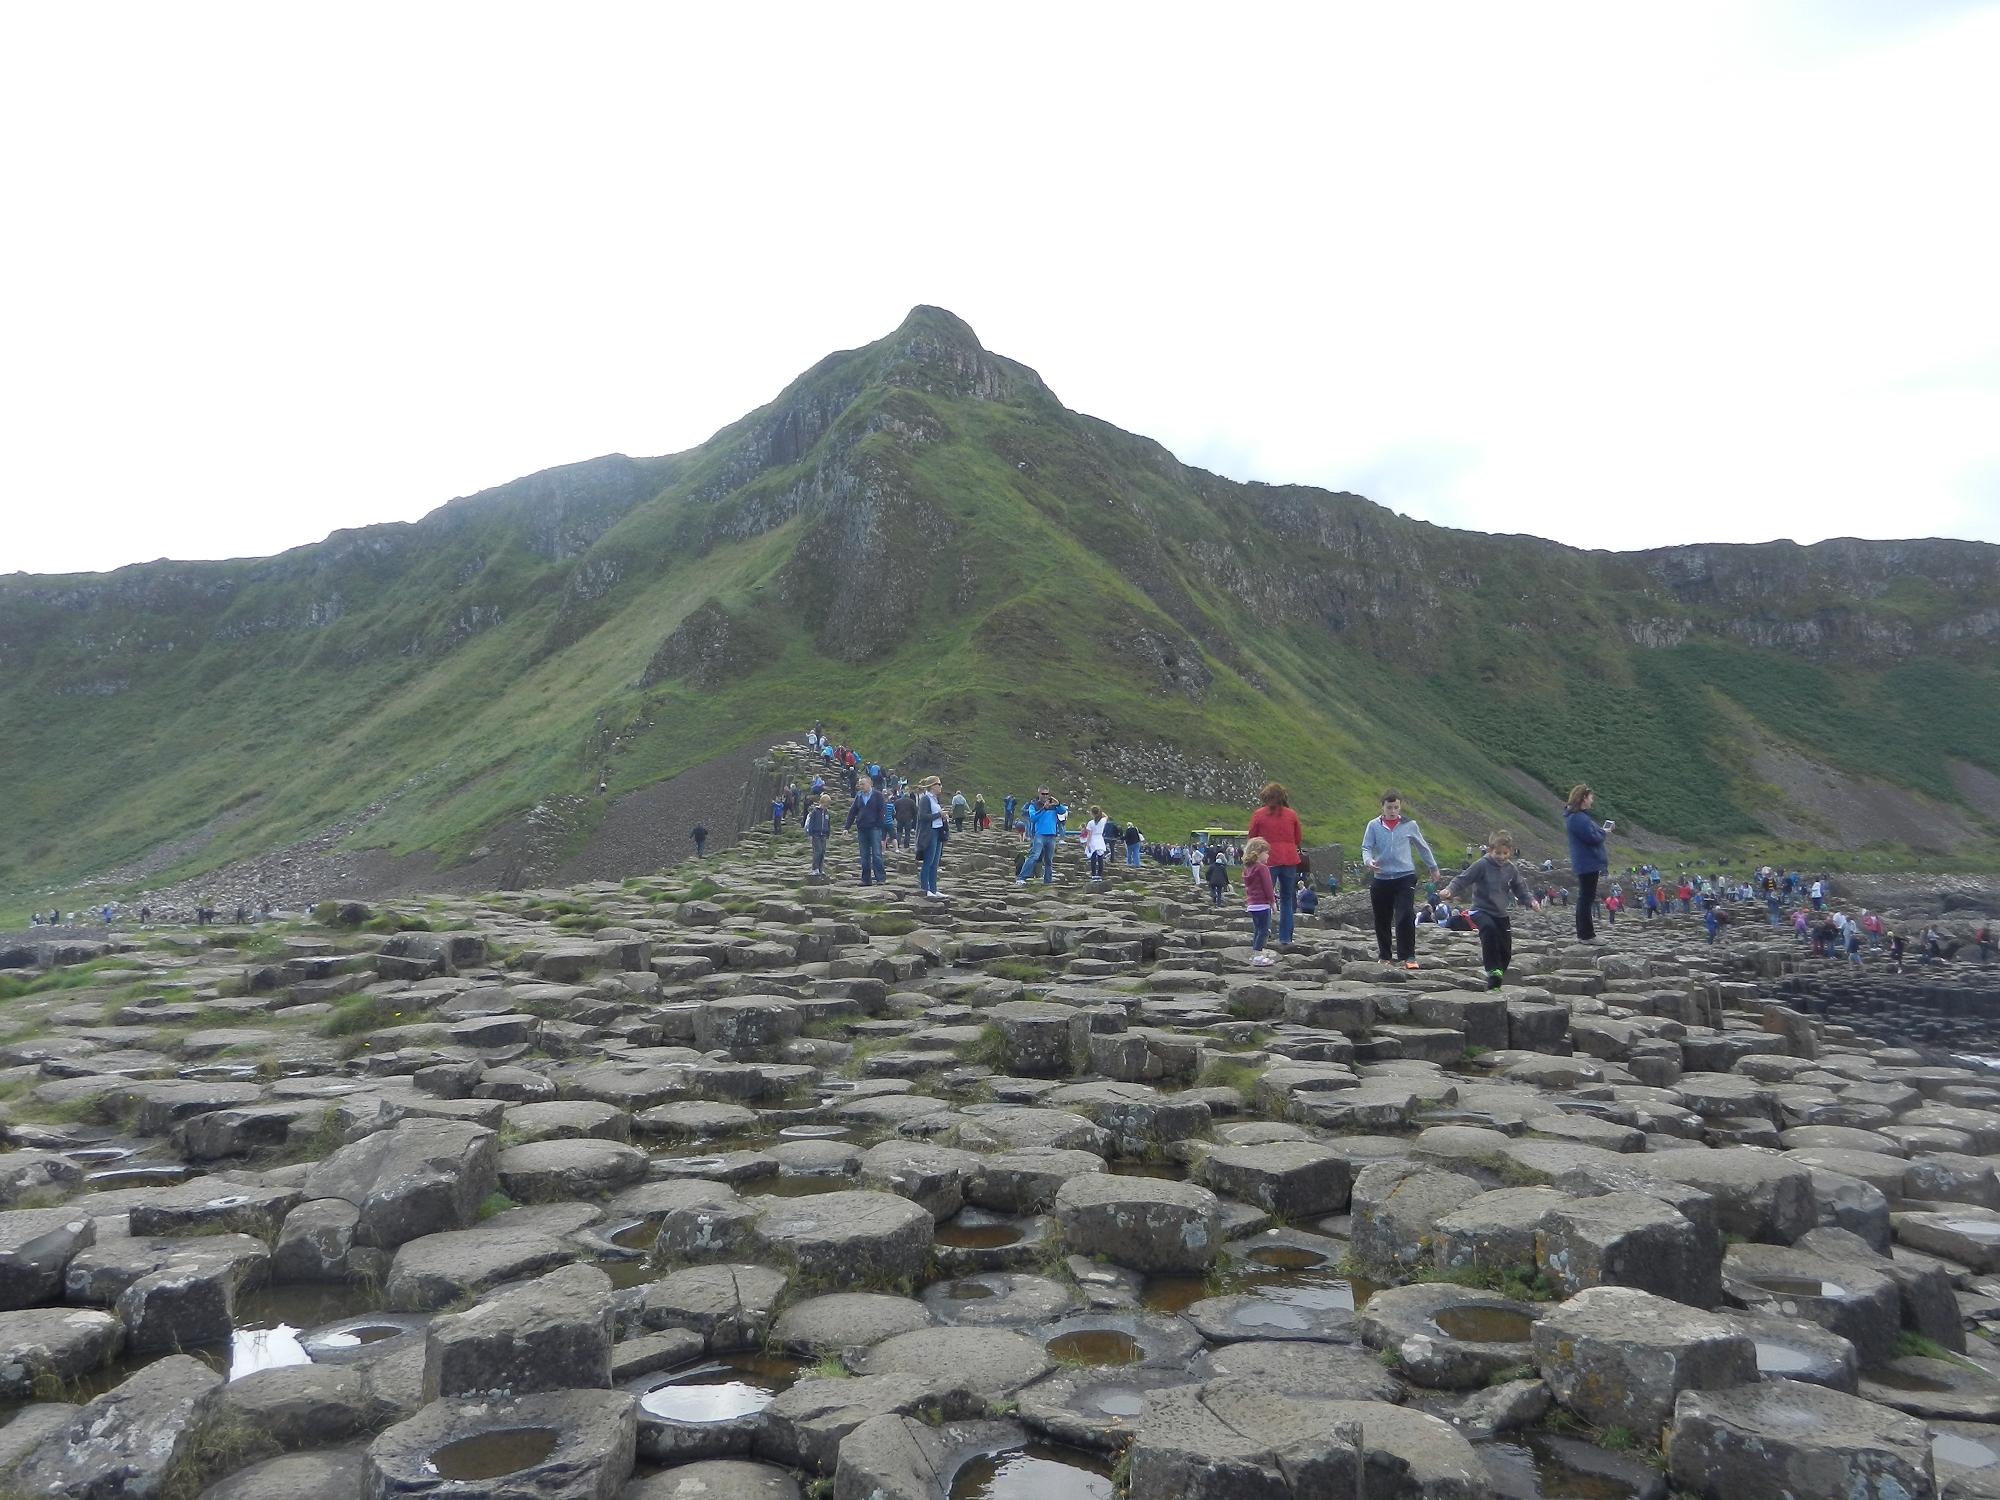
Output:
[1370, 874, 1419, 960]
[1576, 871, 1600, 940]
[1471, 910, 1513, 973]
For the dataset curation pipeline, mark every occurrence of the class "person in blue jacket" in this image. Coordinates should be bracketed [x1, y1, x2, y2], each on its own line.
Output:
[1015, 787, 1069, 885]
[844, 775, 888, 887]
[1564, 784, 1615, 942]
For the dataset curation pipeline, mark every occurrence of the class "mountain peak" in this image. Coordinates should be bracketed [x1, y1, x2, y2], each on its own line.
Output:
[894, 305, 984, 350]
[881, 305, 1041, 405]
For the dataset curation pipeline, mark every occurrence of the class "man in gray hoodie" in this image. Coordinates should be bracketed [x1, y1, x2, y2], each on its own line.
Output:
[1361, 790, 1442, 967]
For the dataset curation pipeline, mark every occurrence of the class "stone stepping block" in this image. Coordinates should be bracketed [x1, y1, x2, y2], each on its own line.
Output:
[1053, 1174, 1222, 1275]
[828, 1415, 1027, 1500]
[1894, 1206, 2000, 1272]
[1612, 1148, 1816, 1244]
[1731, 1308, 1858, 1390]
[301, 1118, 499, 1250]
[857, 1140, 982, 1221]
[496, 1139, 647, 1202]
[67, 1232, 269, 1353]
[749, 1190, 932, 1289]
[854, 1326, 1054, 1400]
[770, 1291, 933, 1358]
[760, 1371, 976, 1472]
[421, 1262, 613, 1401]
[1013, 1365, 1201, 1452]
[1036, 1310, 1204, 1371]
[1667, 1378, 1935, 1500]
[1721, 1242, 1901, 1365]
[384, 1222, 576, 1312]
[639, 1263, 789, 1353]
[1349, 1163, 1483, 1272]
[0, 1207, 98, 1309]
[1858, 1354, 2000, 1423]
[4, 1353, 219, 1499]
[1532, 1285, 1756, 1435]
[501, 1100, 633, 1143]
[0, 1305, 123, 1396]
[1195, 1338, 1404, 1402]
[1535, 1190, 1720, 1307]
[621, 1459, 802, 1500]
[923, 1271, 1079, 1328]
[364, 1387, 638, 1498]
[195, 1450, 368, 1500]
[1184, 1292, 1360, 1345]
[955, 1105, 1111, 1155]
[1359, 1283, 1539, 1390]
[1194, 1141, 1353, 1217]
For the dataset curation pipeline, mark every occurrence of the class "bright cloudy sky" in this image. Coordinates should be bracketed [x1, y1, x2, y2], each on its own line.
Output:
[4, 2, 1997, 576]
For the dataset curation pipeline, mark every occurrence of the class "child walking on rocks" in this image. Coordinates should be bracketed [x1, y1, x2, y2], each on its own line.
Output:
[805, 794, 831, 876]
[1205, 849, 1229, 907]
[1244, 837, 1276, 966]
[1445, 831, 1539, 989]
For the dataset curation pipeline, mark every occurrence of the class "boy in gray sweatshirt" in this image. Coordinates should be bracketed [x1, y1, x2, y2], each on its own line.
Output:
[1446, 831, 1541, 989]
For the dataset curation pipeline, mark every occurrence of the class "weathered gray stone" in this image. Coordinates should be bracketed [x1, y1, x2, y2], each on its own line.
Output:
[423, 1262, 614, 1400]
[364, 1388, 637, 1499]
[4, 1353, 220, 1500]
[1668, 1379, 1936, 1500]
[1052, 1174, 1221, 1275]
[1532, 1285, 1757, 1435]
[301, 1119, 498, 1249]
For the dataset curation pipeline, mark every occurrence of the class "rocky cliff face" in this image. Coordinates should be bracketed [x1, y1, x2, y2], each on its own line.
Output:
[3, 305, 1997, 901]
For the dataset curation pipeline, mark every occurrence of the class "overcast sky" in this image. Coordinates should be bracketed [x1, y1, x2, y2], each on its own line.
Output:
[4, 2, 1996, 577]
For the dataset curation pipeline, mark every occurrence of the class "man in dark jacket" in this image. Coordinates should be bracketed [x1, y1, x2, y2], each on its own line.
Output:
[844, 776, 888, 887]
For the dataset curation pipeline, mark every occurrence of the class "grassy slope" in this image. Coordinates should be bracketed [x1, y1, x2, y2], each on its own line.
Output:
[3, 311, 1998, 912]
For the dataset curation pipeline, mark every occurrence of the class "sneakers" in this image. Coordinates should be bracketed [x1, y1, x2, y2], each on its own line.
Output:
[1015, 879, 1027, 886]
[1251, 953, 1274, 967]
[1487, 968, 1505, 991]
[1403, 961, 1421, 971]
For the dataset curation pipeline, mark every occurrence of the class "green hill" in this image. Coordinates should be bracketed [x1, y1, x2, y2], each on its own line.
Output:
[4, 305, 1999, 908]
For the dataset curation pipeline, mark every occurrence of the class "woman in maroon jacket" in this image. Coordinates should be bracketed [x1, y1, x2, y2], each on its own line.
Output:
[1247, 782, 1305, 946]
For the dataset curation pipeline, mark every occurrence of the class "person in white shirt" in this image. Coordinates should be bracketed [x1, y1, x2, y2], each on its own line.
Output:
[1082, 805, 1111, 883]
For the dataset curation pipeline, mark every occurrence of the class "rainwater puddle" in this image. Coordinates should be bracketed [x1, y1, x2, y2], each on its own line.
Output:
[742, 1175, 848, 1198]
[1934, 1430, 2000, 1468]
[779, 1124, 850, 1139]
[426, 1428, 559, 1481]
[85, 1165, 196, 1190]
[1109, 1159, 1188, 1182]
[941, 1280, 997, 1302]
[639, 1354, 802, 1424]
[1485, 1432, 1645, 1498]
[1139, 1276, 1210, 1314]
[1751, 1276, 1846, 1299]
[1046, 1330, 1142, 1366]
[1434, 1306, 1534, 1343]
[1081, 1384, 1147, 1417]
[949, 1444, 1116, 1500]
[1753, 1340, 1819, 1376]
[937, 1221, 1026, 1250]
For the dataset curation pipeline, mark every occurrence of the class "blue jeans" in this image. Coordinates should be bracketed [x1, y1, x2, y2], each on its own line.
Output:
[1273, 865, 1298, 945]
[1251, 909, 1271, 951]
[856, 826, 885, 885]
[1126, 845, 1141, 867]
[920, 833, 942, 894]
[1019, 834, 1057, 883]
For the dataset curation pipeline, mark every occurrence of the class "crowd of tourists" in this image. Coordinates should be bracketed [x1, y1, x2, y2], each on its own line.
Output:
[727, 730, 1992, 985]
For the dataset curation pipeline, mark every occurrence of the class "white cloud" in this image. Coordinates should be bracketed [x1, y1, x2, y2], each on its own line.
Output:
[1, 2, 1995, 575]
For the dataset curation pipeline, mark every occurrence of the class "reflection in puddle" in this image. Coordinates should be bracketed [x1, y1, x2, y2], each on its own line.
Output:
[949, 1444, 1116, 1500]
[1934, 1430, 2000, 1469]
[1752, 1340, 1819, 1376]
[638, 1354, 802, 1424]
[1433, 1305, 1534, 1343]
[1046, 1330, 1142, 1366]
[426, 1428, 559, 1480]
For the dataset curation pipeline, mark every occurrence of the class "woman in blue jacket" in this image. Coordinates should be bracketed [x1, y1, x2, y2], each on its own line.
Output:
[1564, 784, 1615, 942]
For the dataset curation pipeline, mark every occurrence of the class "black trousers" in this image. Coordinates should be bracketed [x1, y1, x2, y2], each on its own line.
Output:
[1471, 910, 1513, 973]
[1371, 874, 1419, 959]
[1576, 871, 1599, 939]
